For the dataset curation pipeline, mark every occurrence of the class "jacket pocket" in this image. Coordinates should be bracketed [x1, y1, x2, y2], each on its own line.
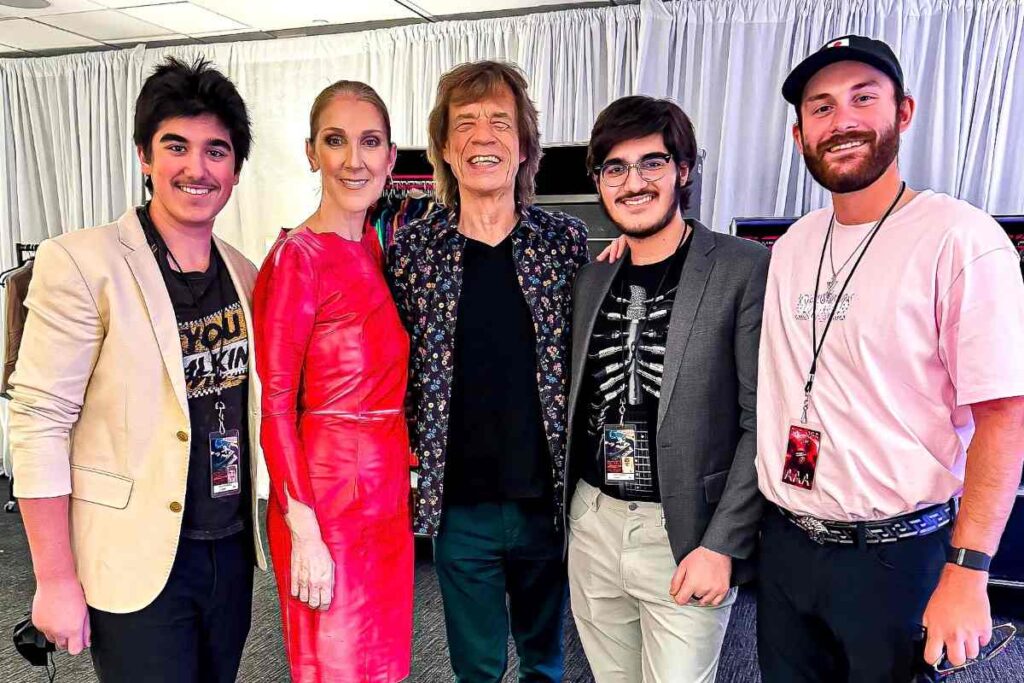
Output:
[703, 469, 730, 504]
[70, 466, 133, 509]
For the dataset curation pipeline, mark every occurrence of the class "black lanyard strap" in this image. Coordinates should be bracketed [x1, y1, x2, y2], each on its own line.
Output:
[141, 210, 230, 393]
[802, 182, 906, 423]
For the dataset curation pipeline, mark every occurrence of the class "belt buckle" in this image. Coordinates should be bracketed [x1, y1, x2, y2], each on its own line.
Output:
[795, 515, 829, 544]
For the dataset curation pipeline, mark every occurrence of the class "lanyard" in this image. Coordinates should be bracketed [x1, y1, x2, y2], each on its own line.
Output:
[164, 246, 229, 394]
[140, 209, 229, 395]
[801, 182, 906, 423]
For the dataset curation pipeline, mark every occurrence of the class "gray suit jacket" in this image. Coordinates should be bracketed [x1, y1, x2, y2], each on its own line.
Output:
[565, 221, 769, 585]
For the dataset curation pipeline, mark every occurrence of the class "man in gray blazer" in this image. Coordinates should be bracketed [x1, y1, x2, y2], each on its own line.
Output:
[565, 96, 769, 682]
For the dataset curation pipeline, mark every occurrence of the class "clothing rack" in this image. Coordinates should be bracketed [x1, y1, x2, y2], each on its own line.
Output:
[382, 178, 434, 201]
[371, 176, 437, 249]
[0, 243, 39, 287]
[16, 243, 38, 267]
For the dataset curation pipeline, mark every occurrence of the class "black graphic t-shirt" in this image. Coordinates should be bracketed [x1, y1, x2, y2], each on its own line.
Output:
[138, 205, 250, 540]
[573, 237, 691, 502]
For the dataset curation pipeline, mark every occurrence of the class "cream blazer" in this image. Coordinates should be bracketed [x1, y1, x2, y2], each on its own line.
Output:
[10, 208, 267, 614]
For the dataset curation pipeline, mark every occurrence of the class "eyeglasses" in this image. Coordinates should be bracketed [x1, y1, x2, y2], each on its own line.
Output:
[912, 623, 1017, 682]
[593, 153, 673, 187]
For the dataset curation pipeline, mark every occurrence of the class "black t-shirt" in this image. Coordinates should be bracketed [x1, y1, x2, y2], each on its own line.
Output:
[137, 205, 250, 540]
[444, 232, 550, 504]
[573, 236, 692, 502]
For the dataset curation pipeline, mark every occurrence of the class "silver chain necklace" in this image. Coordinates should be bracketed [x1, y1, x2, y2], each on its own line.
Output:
[827, 220, 877, 294]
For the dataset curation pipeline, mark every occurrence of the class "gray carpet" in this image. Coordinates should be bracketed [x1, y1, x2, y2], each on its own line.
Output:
[1, 493, 1022, 682]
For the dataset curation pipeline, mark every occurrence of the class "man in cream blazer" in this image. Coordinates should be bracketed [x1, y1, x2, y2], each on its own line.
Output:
[11, 57, 265, 683]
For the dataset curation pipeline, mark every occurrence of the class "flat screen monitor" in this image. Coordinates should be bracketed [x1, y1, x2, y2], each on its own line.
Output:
[994, 215, 1024, 276]
[731, 217, 799, 252]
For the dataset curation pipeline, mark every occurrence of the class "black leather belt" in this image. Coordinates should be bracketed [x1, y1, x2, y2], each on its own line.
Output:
[777, 501, 955, 546]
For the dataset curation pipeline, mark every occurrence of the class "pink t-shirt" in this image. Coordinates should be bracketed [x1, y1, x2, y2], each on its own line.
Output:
[756, 190, 1024, 521]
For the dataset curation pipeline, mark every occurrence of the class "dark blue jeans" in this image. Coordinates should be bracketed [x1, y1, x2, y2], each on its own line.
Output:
[89, 532, 254, 683]
[434, 499, 566, 683]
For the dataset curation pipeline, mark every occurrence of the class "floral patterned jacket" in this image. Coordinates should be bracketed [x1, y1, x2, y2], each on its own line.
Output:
[387, 204, 589, 536]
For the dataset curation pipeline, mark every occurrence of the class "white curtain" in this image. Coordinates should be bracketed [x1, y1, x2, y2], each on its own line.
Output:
[0, 47, 144, 265]
[0, 0, 1020, 259]
[152, 7, 639, 259]
[636, 0, 1024, 225]
[0, 6, 639, 264]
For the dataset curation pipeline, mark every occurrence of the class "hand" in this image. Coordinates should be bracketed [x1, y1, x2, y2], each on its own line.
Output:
[284, 498, 334, 612]
[596, 236, 628, 263]
[33, 577, 90, 654]
[669, 546, 732, 606]
[922, 564, 993, 668]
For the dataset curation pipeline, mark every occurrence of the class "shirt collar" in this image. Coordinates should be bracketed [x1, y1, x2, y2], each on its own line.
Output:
[428, 203, 538, 247]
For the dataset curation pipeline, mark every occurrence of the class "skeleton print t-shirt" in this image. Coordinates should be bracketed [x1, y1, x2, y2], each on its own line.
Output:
[575, 238, 691, 502]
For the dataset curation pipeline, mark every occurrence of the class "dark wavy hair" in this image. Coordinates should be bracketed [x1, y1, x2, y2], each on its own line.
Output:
[427, 61, 542, 208]
[134, 57, 252, 191]
[587, 96, 698, 213]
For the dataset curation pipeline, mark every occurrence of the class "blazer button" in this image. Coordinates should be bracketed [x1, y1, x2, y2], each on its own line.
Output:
[169, 501, 183, 513]
[176, 431, 189, 442]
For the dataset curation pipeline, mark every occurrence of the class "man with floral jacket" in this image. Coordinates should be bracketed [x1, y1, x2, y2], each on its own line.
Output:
[389, 60, 588, 683]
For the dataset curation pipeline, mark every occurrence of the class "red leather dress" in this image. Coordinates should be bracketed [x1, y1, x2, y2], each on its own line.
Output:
[253, 225, 413, 683]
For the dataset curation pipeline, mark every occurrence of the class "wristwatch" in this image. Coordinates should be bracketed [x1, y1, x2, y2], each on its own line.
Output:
[946, 546, 992, 572]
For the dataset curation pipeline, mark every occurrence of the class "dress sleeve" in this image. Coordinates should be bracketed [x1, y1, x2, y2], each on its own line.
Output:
[252, 237, 318, 512]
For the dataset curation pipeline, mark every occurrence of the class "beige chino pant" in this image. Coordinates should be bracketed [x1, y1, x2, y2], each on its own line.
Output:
[568, 480, 736, 683]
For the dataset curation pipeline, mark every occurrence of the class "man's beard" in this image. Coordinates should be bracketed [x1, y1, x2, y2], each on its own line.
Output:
[600, 185, 682, 239]
[803, 118, 900, 194]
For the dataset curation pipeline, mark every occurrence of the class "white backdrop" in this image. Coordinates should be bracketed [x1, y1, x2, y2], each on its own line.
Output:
[637, 0, 1024, 226]
[139, 6, 641, 258]
[0, 0, 1021, 268]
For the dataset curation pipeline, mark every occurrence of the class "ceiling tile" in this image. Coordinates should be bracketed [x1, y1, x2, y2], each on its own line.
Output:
[189, 0, 417, 31]
[0, 0, 105, 18]
[0, 43, 26, 55]
[106, 33, 186, 45]
[191, 27, 255, 37]
[120, 2, 247, 35]
[413, 0, 590, 15]
[90, 0, 179, 7]
[40, 9, 172, 39]
[0, 18, 103, 49]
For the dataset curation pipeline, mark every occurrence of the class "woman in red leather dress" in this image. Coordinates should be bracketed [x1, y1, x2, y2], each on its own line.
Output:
[252, 81, 412, 682]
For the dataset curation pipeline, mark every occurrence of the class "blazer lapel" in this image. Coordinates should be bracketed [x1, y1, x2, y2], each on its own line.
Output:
[215, 236, 253, 339]
[118, 210, 189, 418]
[214, 236, 260, 413]
[568, 257, 626, 429]
[657, 222, 715, 430]
[215, 236, 265, 548]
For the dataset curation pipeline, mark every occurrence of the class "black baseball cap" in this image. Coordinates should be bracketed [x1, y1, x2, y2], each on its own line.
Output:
[782, 35, 905, 105]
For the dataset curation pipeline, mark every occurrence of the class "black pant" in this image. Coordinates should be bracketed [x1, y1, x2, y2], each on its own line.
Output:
[757, 507, 949, 683]
[434, 499, 566, 683]
[89, 533, 254, 683]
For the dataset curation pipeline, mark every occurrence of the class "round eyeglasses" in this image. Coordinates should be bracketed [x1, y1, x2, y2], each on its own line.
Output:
[593, 153, 674, 187]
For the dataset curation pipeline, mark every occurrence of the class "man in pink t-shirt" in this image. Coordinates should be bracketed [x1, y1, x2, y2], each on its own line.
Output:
[756, 35, 1024, 682]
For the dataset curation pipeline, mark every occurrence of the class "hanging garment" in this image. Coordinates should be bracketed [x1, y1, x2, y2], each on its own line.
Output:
[2, 261, 34, 397]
